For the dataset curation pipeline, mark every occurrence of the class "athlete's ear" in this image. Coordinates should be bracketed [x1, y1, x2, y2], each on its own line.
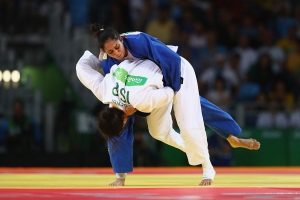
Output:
[123, 114, 128, 126]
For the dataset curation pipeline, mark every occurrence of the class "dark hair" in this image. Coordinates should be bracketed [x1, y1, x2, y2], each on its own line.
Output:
[98, 107, 125, 142]
[90, 23, 120, 50]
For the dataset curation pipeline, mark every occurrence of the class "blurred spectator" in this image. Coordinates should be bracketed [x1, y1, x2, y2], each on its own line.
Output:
[239, 16, 258, 39]
[208, 133, 233, 166]
[205, 76, 231, 112]
[258, 31, 285, 73]
[255, 22, 268, 48]
[0, 98, 43, 153]
[89, 0, 112, 27]
[212, 0, 242, 22]
[274, 1, 296, 38]
[200, 5, 217, 28]
[224, 53, 241, 97]
[168, 0, 185, 21]
[129, 0, 146, 23]
[198, 53, 238, 93]
[233, 35, 258, 80]
[188, 21, 207, 50]
[219, 22, 239, 49]
[253, 92, 269, 112]
[286, 40, 300, 74]
[268, 80, 294, 111]
[277, 25, 298, 56]
[145, 4, 176, 44]
[198, 29, 227, 69]
[244, 91, 268, 126]
[289, 93, 300, 128]
[234, 75, 260, 103]
[256, 0, 278, 11]
[247, 53, 276, 93]
[216, 8, 233, 37]
[177, 8, 195, 32]
[256, 101, 289, 128]
[275, 60, 297, 94]
[174, 28, 200, 76]
[129, 0, 156, 31]
[179, 46, 197, 69]
[108, 1, 133, 33]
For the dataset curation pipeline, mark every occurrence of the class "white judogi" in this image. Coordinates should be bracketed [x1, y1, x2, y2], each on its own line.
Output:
[76, 50, 212, 171]
[76, 51, 174, 113]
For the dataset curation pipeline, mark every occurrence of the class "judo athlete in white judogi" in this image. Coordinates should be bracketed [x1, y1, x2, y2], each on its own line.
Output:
[76, 50, 216, 186]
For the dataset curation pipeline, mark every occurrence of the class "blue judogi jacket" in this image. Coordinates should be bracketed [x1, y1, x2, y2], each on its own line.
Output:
[102, 32, 182, 92]
[101, 32, 242, 173]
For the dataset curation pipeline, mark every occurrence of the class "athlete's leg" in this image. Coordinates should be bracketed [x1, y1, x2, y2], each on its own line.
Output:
[173, 57, 215, 185]
[173, 57, 210, 165]
[147, 101, 185, 152]
[200, 96, 260, 150]
[200, 96, 241, 138]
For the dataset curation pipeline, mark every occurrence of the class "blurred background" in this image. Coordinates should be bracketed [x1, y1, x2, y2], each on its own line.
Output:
[0, 0, 300, 168]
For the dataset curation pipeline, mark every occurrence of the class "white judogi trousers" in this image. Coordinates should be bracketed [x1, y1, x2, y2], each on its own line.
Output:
[147, 56, 210, 165]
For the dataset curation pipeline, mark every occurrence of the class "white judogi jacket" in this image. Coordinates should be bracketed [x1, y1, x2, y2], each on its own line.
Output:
[76, 51, 174, 113]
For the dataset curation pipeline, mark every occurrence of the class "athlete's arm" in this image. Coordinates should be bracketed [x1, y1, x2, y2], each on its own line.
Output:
[76, 50, 106, 101]
[125, 33, 182, 91]
[130, 86, 174, 113]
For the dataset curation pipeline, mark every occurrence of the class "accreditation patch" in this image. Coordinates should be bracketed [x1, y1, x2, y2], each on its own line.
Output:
[103, 53, 107, 60]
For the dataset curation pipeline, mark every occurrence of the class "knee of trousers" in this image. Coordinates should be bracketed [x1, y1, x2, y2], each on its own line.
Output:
[148, 129, 170, 141]
[148, 123, 171, 136]
[180, 129, 207, 142]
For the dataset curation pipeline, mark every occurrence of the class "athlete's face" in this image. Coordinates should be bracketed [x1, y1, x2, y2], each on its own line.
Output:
[103, 38, 127, 60]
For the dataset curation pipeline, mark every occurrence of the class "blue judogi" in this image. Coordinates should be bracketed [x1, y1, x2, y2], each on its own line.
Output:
[107, 115, 135, 172]
[102, 32, 241, 173]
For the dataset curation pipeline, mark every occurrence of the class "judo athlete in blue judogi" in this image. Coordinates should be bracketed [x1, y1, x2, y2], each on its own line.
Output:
[81, 24, 260, 186]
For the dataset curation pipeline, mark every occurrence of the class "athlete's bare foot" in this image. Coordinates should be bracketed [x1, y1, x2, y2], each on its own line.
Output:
[108, 178, 125, 186]
[200, 167, 216, 186]
[200, 179, 213, 186]
[227, 135, 260, 150]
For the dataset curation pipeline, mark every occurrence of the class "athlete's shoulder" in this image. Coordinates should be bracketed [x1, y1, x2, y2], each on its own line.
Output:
[121, 31, 154, 40]
[121, 31, 141, 38]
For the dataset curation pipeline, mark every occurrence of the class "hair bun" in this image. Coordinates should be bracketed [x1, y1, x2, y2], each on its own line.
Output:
[90, 23, 105, 36]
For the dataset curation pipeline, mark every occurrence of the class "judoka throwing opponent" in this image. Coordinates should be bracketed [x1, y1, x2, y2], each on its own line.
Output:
[76, 50, 259, 186]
